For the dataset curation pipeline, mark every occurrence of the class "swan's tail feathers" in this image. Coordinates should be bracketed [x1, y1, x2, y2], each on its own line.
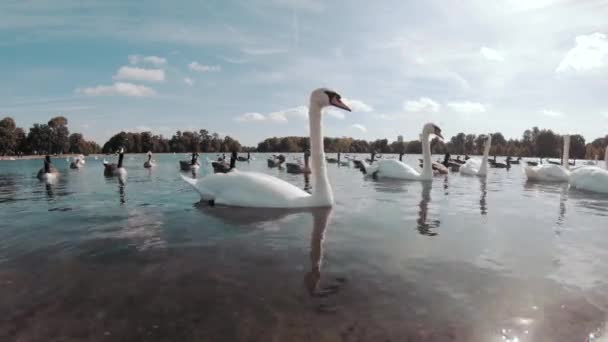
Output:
[180, 174, 200, 191]
[180, 174, 214, 200]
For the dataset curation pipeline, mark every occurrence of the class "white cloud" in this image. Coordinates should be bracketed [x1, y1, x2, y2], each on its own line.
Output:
[234, 106, 308, 124]
[556, 32, 608, 74]
[279, 106, 308, 119]
[480, 47, 504, 62]
[267, 112, 288, 123]
[183, 77, 194, 85]
[234, 112, 266, 122]
[134, 125, 152, 132]
[351, 124, 367, 132]
[343, 98, 373, 112]
[188, 62, 221, 72]
[76, 82, 156, 97]
[541, 109, 563, 117]
[372, 113, 400, 120]
[128, 55, 167, 66]
[326, 109, 346, 119]
[404, 97, 440, 112]
[113, 66, 165, 82]
[241, 47, 288, 55]
[447, 101, 486, 113]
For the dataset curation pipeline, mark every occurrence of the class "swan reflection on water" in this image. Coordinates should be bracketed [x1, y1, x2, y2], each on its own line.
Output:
[417, 182, 440, 236]
[45, 182, 55, 200]
[479, 178, 488, 216]
[119, 182, 126, 205]
[194, 203, 342, 298]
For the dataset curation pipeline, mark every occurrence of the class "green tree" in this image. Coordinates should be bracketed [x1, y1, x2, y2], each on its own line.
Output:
[48, 116, 70, 154]
[0, 117, 18, 155]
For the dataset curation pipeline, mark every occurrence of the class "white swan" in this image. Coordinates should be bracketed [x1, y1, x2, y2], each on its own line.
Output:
[524, 135, 571, 182]
[360, 123, 443, 181]
[460, 134, 492, 176]
[70, 155, 85, 169]
[569, 146, 608, 193]
[181, 88, 351, 208]
[144, 151, 156, 168]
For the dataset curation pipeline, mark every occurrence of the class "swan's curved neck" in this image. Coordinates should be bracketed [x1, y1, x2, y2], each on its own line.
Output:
[308, 103, 333, 206]
[479, 136, 492, 175]
[562, 135, 570, 169]
[118, 152, 124, 168]
[421, 132, 433, 180]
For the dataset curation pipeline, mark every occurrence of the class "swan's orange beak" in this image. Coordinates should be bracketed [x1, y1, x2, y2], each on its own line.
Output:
[330, 97, 351, 111]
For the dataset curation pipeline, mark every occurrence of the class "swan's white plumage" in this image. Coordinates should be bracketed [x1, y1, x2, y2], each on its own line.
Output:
[181, 88, 350, 208]
[569, 149, 608, 193]
[524, 164, 570, 181]
[569, 167, 608, 193]
[181, 171, 312, 207]
[524, 135, 570, 182]
[460, 159, 482, 176]
[461, 134, 491, 176]
[362, 123, 440, 181]
[371, 159, 422, 180]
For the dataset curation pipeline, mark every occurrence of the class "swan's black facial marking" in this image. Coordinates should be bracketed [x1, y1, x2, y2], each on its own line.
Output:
[432, 125, 444, 140]
[324, 90, 351, 111]
[324, 90, 340, 102]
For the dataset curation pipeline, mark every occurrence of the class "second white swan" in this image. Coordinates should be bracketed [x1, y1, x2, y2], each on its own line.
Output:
[361, 123, 443, 181]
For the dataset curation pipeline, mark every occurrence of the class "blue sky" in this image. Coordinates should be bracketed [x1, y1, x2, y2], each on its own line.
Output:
[1, 0, 607, 146]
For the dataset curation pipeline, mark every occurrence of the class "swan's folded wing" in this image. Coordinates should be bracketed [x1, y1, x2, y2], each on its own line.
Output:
[570, 167, 608, 193]
[376, 159, 419, 179]
[184, 171, 311, 207]
[180, 174, 215, 200]
[460, 158, 481, 175]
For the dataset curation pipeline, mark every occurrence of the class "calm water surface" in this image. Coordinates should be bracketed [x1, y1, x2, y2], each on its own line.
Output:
[1, 154, 608, 341]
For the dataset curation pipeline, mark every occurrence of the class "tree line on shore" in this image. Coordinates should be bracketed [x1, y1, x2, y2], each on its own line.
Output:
[1, 115, 606, 159]
[0, 116, 101, 156]
[257, 128, 607, 160]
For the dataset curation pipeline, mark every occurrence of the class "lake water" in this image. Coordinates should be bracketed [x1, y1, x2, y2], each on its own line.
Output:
[1, 153, 608, 341]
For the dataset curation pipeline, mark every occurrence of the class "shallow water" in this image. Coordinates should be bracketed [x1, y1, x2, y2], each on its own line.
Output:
[1, 154, 608, 341]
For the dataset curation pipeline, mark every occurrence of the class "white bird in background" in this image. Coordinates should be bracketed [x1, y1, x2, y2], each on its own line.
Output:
[569, 146, 608, 193]
[360, 123, 444, 181]
[70, 155, 85, 169]
[181, 88, 352, 208]
[460, 134, 492, 177]
[524, 135, 571, 182]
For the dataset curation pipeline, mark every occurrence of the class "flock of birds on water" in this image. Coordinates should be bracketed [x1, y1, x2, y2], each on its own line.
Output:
[29, 88, 608, 208]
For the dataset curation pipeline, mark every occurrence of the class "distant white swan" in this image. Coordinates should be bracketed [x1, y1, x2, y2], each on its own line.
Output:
[569, 146, 608, 193]
[70, 155, 85, 169]
[461, 134, 492, 176]
[144, 151, 156, 168]
[524, 135, 570, 182]
[181, 88, 351, 208]
[37, 155, 59, 181]
[360, 123, 443, 181]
